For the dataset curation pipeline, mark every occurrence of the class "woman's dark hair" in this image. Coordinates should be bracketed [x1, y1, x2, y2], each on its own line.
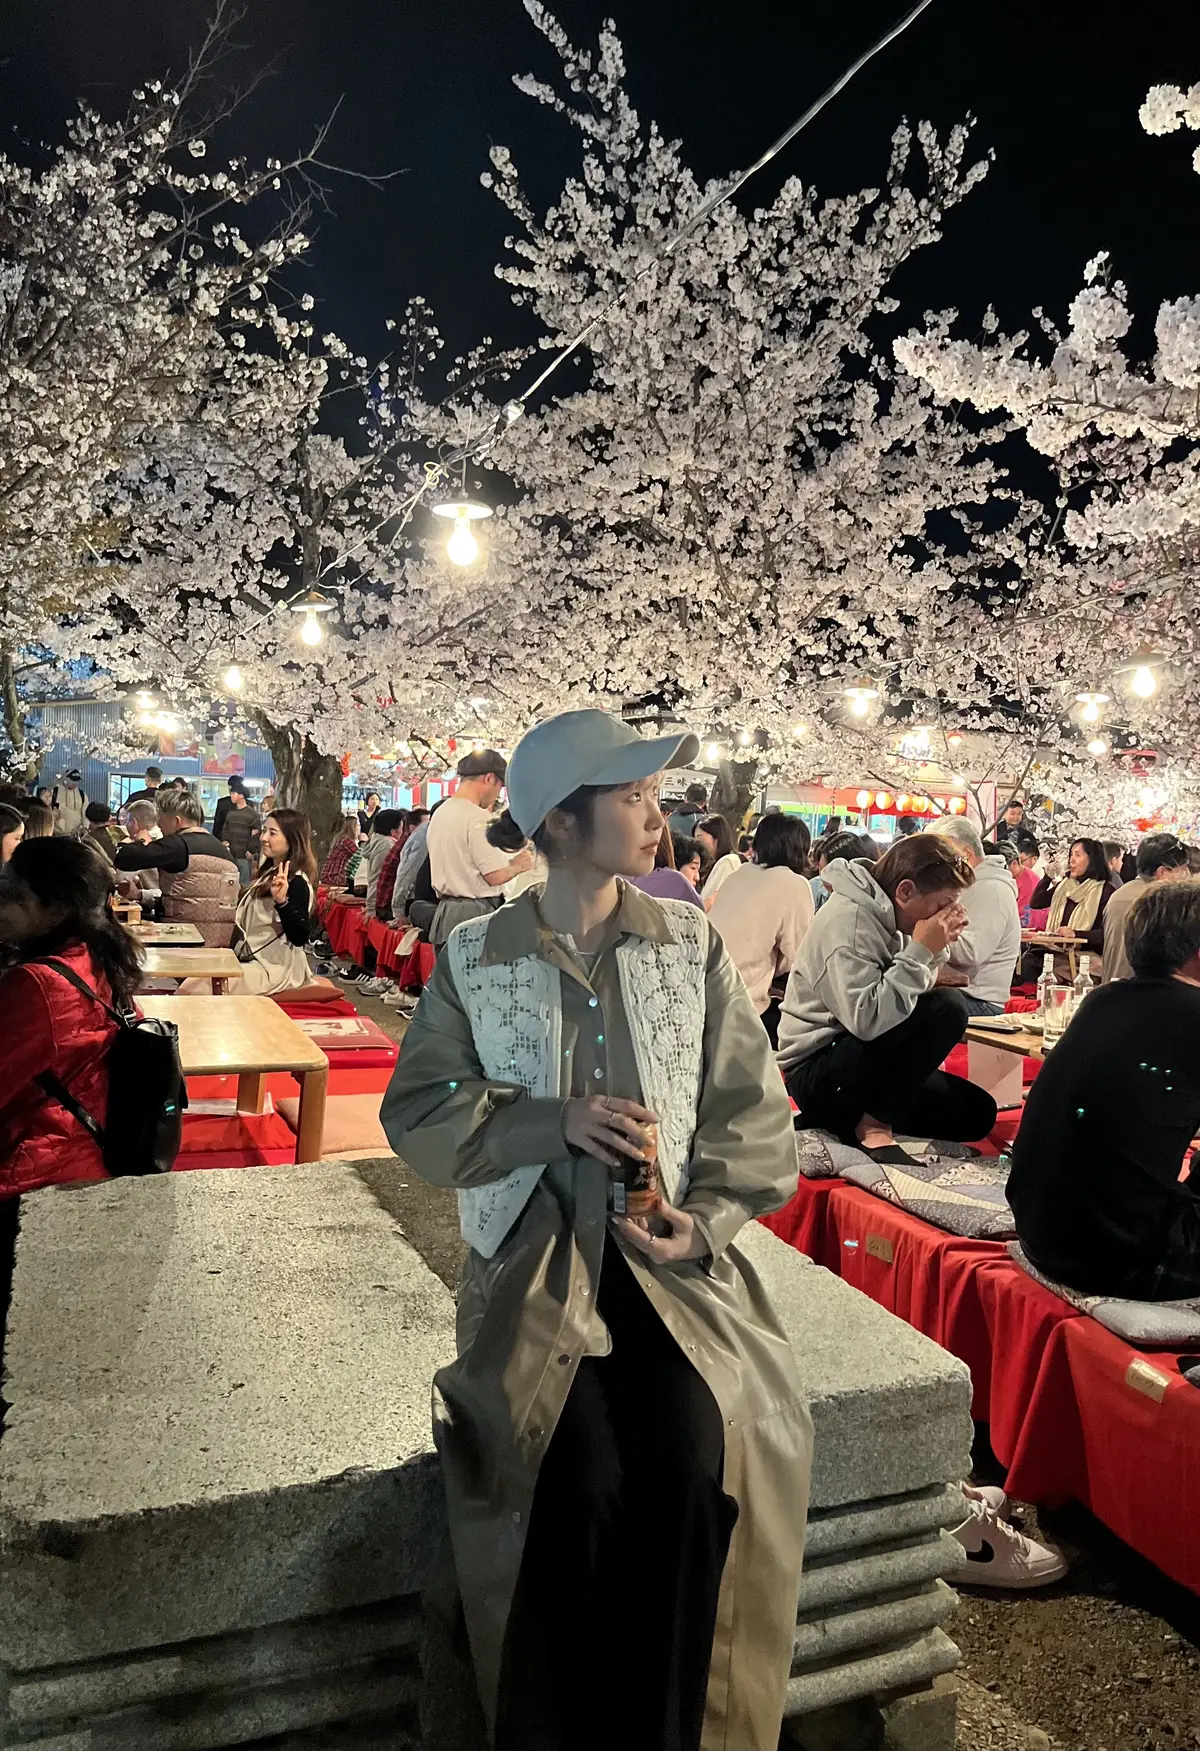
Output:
[737, 833, 753, 857]
[753, 812, 811, 874]
[0, 804, 23, 845]
[672, 833, 702, 871]
[5, 837, 142, 1008]
[1069, 837, 1111, 886]
[253, 808, 318, 899]
[1127, 881, 1200, 978]
[486, 783, 623, 862]
[696, 814, 735, 861]
[819, 831, 869, 868]
[857, 834, 881, 861]
[872, 834, 974, 902]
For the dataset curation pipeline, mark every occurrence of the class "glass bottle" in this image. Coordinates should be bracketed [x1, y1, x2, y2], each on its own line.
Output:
[1035, 952, 1057, 1022]
[1071, 953, 1097, 1018]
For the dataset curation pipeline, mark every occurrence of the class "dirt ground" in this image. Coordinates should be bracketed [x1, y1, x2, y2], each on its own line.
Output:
[348, 985, 1198, 1751]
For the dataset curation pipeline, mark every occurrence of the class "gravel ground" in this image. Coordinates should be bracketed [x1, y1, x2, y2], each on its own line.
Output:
[334, 967, 1198, 1750]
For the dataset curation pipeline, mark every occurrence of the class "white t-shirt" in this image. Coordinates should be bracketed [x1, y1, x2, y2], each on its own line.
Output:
[708, 862, 815, 1013]
[428, 795, 512, 899]
[701, 852, 742, 902]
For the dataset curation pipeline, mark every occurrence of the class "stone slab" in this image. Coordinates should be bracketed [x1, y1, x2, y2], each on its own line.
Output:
[0, 1163, 458, 1670]
[9, 1598, 421, 1727]
[804, 1486, 964, 1560]
[796, 1532, 964, 1615]
[735, 1223, 972, 1509]
[786, 1627, 961, 1717]
[792, 1580, 957, 1664]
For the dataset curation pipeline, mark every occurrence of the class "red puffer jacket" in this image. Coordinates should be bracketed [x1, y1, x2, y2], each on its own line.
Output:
[0, 941, 118, 1198]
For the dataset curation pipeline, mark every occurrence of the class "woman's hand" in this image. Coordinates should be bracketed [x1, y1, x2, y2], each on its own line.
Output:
[614, 1200, 707, 1265]
[562, 1095, 658, 1168]
[270, 859, 291, 905]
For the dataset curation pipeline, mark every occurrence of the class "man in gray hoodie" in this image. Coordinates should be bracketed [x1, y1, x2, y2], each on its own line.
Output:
[927, 817, 1022, 1015]
[777, 836, 996, 1155]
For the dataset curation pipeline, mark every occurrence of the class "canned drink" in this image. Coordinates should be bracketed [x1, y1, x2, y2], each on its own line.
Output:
[611, 1121, 661, 1219]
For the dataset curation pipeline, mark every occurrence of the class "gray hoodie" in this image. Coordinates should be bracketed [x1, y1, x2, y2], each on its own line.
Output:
[946, 853, 1020, 1007]
[776, 857, 943, 1072]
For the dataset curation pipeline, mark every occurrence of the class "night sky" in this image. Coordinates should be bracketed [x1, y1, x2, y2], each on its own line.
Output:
[2, 0, 1199, 397]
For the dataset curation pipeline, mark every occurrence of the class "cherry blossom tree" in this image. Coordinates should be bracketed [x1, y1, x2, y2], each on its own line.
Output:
[895, 77, 1200, 801]
[429, 5, 1027, 774]
[0, 7, 357, 774]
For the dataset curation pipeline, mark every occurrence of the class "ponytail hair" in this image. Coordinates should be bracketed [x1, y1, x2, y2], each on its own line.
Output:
[486, 808, 529, 854]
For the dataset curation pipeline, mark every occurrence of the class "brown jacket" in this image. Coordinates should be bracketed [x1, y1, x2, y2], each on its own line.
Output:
[1101, 874, 1152, 982]
[381, 883, 811, 1750]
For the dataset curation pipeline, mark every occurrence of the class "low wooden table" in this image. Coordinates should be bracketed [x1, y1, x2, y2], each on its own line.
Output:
[140, 948, 246, 996]
[126, 921, 206, 948]
[138, 995, 329, 1164]
[964, 1020, 1044, 1112]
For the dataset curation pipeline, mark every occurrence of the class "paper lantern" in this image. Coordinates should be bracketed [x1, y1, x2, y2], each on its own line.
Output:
[948, 795, 966, 814]
[895, 793, 910, 811]
[855, 789, 871, 809]
[874, 791, 892, 810]
[911, 795, 928, 814]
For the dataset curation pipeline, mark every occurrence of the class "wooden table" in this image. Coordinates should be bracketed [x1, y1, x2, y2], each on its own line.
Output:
[139, 995, 329, 1164]
[964, 1020, 1044, 1112]
[140, 947, 245, 996]
[127, 921, 206, 948]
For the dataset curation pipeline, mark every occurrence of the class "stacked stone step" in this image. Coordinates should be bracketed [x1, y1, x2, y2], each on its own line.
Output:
[0, 1164, 971, 1751]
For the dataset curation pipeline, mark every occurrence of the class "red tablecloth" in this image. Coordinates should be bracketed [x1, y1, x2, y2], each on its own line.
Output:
[764, 1174, 1200, 1593]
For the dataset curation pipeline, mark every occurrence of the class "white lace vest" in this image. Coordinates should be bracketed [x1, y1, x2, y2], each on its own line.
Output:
[447, 898, 710, 1257]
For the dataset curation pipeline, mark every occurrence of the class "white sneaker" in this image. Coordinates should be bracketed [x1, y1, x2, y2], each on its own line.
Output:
[947, 1495, 1067, 1589]
[962, 1481, 1008, 1517]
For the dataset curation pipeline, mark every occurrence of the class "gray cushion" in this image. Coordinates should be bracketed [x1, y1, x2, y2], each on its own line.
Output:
[1008, 1242, 1200, 1346]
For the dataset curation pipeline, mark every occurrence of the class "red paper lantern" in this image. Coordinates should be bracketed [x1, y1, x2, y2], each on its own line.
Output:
[948, 795, 966, 814]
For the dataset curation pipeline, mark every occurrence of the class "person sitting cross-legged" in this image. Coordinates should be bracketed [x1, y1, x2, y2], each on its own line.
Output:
[1009, 880, 1200, 1301]
[777, 834, 997, 1161]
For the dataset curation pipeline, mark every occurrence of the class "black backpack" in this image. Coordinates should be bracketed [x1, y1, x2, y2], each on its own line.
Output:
[35, 958, 187, 1176]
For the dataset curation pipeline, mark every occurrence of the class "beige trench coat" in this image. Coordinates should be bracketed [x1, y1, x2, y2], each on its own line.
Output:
[381, 882, 812, 1750]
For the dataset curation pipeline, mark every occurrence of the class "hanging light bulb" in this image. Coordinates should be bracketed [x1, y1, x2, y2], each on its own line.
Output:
[738, 729, 752, 748]
[224, 664, 243, 692]
[290, 589, 335, 647]
[1131, 665, 1157, 698]
[844, 684, 878, 719]
[791, 723, 806, 739]
[705, 742, 720, 764]
[1087, 737, 1108, 756]
[1075, 690, 1109, 724]
[135, 690, 155, 712]
[432, 496, 493, 567]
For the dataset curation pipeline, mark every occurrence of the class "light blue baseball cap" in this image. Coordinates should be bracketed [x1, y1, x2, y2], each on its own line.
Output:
[505, 710, 699, 836]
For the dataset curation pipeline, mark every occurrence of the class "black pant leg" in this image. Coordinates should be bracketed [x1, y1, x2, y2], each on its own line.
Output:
[896, 1068, 998, 1143]
[596, 1244, 737, 1751]
[0, 1194, 19, 1432]
[496, 1240, 734, 1751]
[788, 990, 971, 1141]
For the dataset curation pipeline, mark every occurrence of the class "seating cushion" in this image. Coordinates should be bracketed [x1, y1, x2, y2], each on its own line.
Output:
[275, 1092, 394, 1161]
[269, 977, 341, 1005]
[1009, 1240, 1200, 1345]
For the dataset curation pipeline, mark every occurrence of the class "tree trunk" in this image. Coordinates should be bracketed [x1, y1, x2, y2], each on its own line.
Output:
[710, 757, 759, 840]
[252, 712, 344, 861]
[0, 649, 37, 783]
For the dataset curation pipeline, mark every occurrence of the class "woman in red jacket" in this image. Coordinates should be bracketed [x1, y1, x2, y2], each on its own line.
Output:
[0, 839, 143, 1343]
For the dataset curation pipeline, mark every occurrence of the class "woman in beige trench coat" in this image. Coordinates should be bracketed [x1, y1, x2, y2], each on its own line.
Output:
[381, 709, 812, 1751]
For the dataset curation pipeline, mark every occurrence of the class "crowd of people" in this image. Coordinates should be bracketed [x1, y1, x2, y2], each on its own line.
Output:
[6, 725, 1200, 1748]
